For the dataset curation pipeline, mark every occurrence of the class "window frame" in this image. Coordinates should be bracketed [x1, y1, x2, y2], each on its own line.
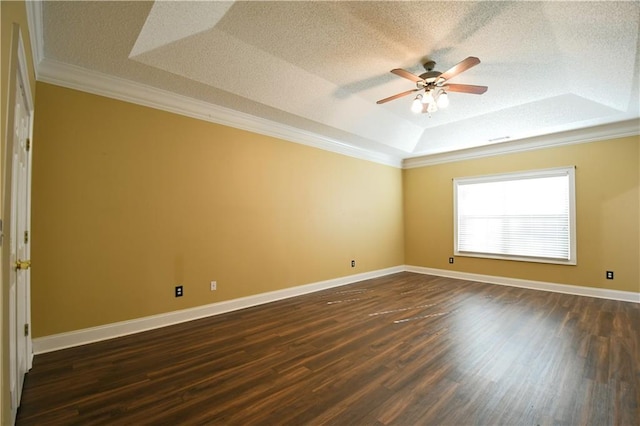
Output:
[453, 166, 577, 265]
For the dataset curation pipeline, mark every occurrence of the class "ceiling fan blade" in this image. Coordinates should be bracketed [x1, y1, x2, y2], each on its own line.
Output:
[443, 84, 488, 94]
[376, 89, 419, 104]
[438, 56, 481, 81]
[391, 68, 423, 83]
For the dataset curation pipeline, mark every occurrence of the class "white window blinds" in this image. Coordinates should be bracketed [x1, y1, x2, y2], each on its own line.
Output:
[454, 167, 576, 265]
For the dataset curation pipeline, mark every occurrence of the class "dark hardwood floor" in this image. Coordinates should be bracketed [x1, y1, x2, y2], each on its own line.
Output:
[16, 273, 640, 425]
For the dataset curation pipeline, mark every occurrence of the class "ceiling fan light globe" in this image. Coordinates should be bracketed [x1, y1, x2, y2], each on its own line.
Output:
[437, 92, 450, 108]
[424, 90, 435, 105]
[411, 96, 423, 113]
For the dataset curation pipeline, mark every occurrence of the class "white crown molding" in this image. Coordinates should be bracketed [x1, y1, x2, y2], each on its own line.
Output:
[32, 266, 405, 354]
[36, 58, 403, 168]
[39, 54, 636, 170]
[25, 0, 44, 79]
[403, 119, 640, 168]
[405, 265, 640, 303]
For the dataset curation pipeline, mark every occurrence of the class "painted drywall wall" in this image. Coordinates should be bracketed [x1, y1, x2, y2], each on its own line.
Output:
[404, 136, 640, 293]
[31, 82, 405, 337]
[1, 0, 36, 423]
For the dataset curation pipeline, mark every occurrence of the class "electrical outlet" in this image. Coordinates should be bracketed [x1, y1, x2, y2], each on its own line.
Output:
[449, 257, 454, 264]
[351, 260, 356, 268]
[210, 281, 217, 291]
[175, 285, 183, 297]
[606, 271, 614, 280]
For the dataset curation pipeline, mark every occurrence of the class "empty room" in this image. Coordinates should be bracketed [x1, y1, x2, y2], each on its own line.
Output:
[1, 1, 639, 425]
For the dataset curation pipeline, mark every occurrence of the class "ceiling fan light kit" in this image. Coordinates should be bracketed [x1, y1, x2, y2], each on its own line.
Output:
[378, 56, 488, 116]
[411, 88, 449, 116]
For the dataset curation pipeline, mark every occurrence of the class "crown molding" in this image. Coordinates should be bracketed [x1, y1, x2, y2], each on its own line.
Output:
[403, 119, 640, 169]
[36, 58, 403, 168]
[25, 0, 44, 79]
[36, 56, 638, 170]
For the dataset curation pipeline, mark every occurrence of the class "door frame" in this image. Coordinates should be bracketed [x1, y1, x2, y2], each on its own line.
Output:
[3, 23, 34, 422]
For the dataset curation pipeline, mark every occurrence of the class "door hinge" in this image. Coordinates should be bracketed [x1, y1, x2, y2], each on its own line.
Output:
[26, 138, 31, 151]
[24, 323, 29, 337]
[24, 230, 29, 244]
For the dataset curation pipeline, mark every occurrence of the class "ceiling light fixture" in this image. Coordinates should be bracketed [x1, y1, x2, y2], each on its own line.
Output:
[410, 88, 449, 116]
[414, 88, 448, 116]
[423, 90, 435, 105]
[436, 91, 449, 108]
[378, 57, 488, 117]
[411, 95, 424, 113]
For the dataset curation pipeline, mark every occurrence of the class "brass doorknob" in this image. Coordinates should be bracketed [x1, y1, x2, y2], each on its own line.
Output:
[15, 260, 31, 271]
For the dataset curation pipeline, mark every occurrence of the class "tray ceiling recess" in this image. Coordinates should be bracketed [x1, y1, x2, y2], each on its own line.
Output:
[30, 1, 640, 166]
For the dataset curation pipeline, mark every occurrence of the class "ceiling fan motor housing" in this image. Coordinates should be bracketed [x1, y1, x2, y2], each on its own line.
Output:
[419, 61, 442, 84]
[423, 60, 436, 71]
[418, 71, 443, 85]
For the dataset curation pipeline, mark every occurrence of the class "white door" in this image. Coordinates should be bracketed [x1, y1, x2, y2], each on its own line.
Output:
[7, 26, 33, 422]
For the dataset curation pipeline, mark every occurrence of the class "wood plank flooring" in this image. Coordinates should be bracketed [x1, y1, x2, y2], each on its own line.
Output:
[16, 273, 640, 425]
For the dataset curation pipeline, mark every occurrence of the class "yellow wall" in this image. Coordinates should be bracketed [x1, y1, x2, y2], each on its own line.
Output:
[29, 81, 640, 342]
[31, 82, 405, 337]
[404, 136, 640, 293]
[1, 0, 36, 423]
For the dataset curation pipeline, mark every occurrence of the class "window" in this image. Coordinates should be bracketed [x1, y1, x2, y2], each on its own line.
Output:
[454, 166, 576, 265]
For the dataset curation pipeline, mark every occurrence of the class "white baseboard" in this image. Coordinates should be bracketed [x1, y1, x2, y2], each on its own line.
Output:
[33, 265, 639, 354]
[32, 266, 404, 354]
[405, 265, 640, 303]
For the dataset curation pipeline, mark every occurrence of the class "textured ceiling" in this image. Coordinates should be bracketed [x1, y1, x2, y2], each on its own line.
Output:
[40, 1, 640, 160]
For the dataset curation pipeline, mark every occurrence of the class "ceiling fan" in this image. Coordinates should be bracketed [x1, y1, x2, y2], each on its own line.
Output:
[377, 56, 487, 114]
